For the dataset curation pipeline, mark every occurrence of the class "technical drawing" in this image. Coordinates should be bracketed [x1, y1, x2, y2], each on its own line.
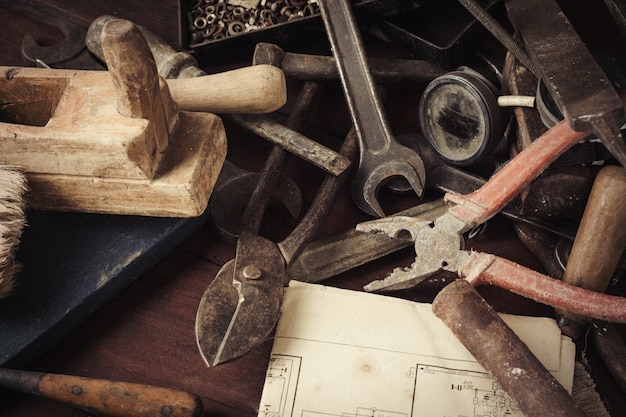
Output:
[258, 355, 301, 417]
[412, 364, 521, 417]
[302, 407, 407, 417]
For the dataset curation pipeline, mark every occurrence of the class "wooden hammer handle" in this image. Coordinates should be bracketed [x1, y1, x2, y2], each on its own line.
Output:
[0, 368, 203, 417]
[166, 64, 286, 114]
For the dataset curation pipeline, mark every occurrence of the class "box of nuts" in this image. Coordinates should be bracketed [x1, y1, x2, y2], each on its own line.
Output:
[181, 0, 423, 65]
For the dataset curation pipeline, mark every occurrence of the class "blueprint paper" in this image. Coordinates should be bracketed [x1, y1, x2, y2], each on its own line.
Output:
[257, 281, 575, 417]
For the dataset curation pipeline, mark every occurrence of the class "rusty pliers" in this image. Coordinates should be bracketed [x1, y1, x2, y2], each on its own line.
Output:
[358, 118, 626, 324]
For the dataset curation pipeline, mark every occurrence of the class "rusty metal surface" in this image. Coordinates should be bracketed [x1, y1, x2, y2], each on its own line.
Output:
[196, 80, 321, 367]
[253, 42, 446, 83]
[195, 234, 285, 367]
[209, 161, 303, 245]
[227, 113, 351, 176]
[432, 279, 587, 417]
[195, 73, 358, 365]
[506, 0, 626, 166]
[22, 20, 103, 69]
[318, 0, 426, 217]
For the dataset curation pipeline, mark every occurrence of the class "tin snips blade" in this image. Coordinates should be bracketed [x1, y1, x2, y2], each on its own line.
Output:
[195, 233, 285, 367]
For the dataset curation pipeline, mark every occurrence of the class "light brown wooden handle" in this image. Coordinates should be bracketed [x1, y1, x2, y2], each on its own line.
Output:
[166, 64, 287, 114]
[0, 368, 203, 417]
[37, 373, 203, 417]
[556, 165, 626, 330]
[562, 165, 626, 291]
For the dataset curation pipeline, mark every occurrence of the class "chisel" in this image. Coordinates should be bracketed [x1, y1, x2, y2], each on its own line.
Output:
[0, 368, 203, 417]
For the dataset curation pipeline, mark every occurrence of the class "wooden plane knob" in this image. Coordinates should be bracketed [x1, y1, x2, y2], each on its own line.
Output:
[100, 18, 170, 155]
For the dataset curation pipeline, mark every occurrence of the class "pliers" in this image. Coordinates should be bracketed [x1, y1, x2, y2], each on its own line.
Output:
[358, 117, 626, 324]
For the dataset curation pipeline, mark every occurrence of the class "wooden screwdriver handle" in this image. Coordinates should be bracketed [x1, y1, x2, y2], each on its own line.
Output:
[0, 368, 203, 417]
[557, 165, 626, 334]
[166, 64, 286, 114]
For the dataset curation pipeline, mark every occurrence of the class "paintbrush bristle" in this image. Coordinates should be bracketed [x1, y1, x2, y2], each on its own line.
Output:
[0, 166, 28, 299]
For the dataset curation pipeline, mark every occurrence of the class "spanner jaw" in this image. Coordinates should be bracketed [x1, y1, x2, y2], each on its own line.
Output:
[351, 156, 426, 218]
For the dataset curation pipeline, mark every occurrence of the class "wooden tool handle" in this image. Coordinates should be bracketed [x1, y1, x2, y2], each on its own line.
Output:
[0, 368, 203, 417]
[166, 65, 287, 114]
[557, 165, 626, 330]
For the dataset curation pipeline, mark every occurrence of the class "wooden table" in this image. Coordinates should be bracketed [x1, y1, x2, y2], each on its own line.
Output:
[1, 1, 625, 416]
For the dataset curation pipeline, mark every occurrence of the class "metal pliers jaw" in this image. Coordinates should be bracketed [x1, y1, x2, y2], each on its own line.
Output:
[357, 212, 472, 292]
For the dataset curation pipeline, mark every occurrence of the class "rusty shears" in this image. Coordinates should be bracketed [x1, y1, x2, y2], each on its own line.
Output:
[195, 79, 357, 366]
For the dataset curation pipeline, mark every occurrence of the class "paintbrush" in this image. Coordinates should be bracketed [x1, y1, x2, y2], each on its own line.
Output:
[0, 165, 28, 299]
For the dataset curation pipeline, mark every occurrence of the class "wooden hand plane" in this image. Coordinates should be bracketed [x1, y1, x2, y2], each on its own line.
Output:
[0, 19, 232, 217]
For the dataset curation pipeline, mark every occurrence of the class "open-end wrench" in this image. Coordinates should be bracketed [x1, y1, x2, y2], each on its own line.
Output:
[357, 116, 626, 324]
[318, 0, 426, 217]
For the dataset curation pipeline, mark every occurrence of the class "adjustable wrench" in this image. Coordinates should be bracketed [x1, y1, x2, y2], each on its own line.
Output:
[318, 0, 426, 217]
[357, 117, 626, 324]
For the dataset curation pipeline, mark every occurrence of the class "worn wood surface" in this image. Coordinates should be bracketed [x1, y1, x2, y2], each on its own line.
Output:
[0, 1, 625, 417]
[0, 42, 228, 216]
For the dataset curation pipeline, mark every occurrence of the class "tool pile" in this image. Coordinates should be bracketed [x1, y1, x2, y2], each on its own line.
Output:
[1, 0, 625, 416]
